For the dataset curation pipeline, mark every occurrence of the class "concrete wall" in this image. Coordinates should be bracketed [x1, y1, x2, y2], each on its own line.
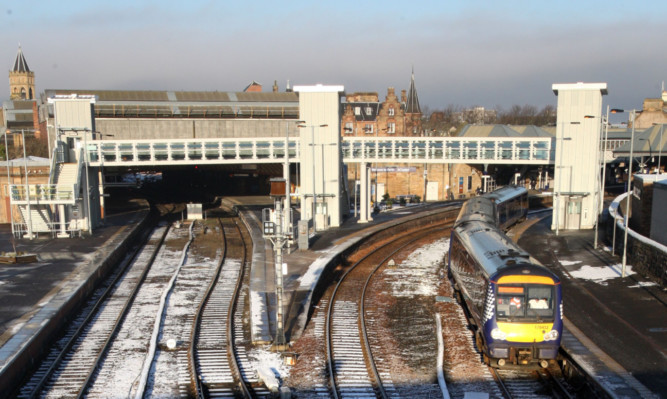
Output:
[294, 85, 344, 228]
[552, 82, 607, 231]
[650, 181, 667, 245]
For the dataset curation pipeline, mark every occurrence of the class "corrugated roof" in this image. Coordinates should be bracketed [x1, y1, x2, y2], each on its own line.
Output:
[459, 125, 521, 137]
[460, 124, 556, 138]
[510, 125, 554, 137]
[613, 125, 667, 156]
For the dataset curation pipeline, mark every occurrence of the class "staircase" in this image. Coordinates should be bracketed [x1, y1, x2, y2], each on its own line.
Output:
[54, 163, 79, 200]
[18, 206, 51, 233]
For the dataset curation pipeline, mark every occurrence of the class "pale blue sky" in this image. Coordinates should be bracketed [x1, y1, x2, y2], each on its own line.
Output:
[3, 1, 666, 115]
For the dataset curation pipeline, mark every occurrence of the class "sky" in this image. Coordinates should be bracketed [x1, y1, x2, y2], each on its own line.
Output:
[2, 1, 667, 117]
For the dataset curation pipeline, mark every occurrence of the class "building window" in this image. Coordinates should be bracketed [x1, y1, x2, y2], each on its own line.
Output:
[355, 107, 361, 116]
[344, 122, 354, 134]
[388, 107, 395, 116]
[387, 122, 396, 134]
[468, 176, 473, 191]
[365, 107, 373, 116]
[364, 124, 373, 134]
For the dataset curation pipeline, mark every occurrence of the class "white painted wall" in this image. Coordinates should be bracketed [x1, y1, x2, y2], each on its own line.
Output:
[294, 85, 344, 228]
[552, 82, 607, 230]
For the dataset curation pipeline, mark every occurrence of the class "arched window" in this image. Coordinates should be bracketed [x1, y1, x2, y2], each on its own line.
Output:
[20, 88, 26, 99]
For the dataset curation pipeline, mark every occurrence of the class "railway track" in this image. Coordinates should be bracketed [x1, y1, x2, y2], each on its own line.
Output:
[187, 216, 267, 398]
[16, 224, 171, 399]
[491, 365, 574, 399]
[325, 217, 454, 399]
[14, 210, 264, 398]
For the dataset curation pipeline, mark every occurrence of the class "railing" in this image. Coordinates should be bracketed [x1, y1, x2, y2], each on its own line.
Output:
[341, 137, 555, 164]
[10, 183, 78, 204]
[11, 220, 82, 239]
[83, 136, 554, 166]
[87, 137, 301, 166]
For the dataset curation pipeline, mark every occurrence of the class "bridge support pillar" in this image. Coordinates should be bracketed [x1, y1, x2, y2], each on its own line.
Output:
[358, 162, 372, 223]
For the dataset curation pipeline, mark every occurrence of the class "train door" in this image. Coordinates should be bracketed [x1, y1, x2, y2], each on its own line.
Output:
[565, 197, 582, 230]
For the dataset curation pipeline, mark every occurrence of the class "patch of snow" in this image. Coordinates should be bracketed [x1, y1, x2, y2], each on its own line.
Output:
[249, 347, 291, 383]
[385, 238, 450, 298]
[569, 264, 635, 285]
[628, 281, 658, 288]
[559, 260, 582, 266]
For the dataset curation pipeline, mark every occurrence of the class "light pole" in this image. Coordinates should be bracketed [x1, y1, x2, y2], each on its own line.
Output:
[588, 107, 610, 249]
[297, 123, 327, 231]
[3, 131, 14, 237]
[5, 129, 36, 239]
[611, 108, 640, 278]
[653, 123, 664, 175]
[554, 122, 574, 236]
[639, 138, 652, 174]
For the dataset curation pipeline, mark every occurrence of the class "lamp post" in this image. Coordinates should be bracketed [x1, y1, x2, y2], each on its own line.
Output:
[587, 107, 610, 249]
[653, 123, 664, 175]
[639, 138, 652, 174]
[297, 123, 328, 231]
[5, 129, 36, 239]
[611, 108, 640, 278]
[3, 131, 14, 237]
[554, 123, 574, 236]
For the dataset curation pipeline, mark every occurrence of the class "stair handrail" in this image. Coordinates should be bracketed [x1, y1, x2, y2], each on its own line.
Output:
[74, 146, 85, 198]
[48, 141, 67, 187]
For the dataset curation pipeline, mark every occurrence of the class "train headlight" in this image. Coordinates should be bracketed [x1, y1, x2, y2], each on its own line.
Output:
[491, 328, 507, 340]
[543, 330, 559, 341]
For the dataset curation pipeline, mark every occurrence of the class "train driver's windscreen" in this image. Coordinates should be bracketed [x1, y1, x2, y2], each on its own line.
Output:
[496, 284, 554, 321]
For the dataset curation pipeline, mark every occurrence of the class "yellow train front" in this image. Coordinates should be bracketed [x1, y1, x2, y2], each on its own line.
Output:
[449, 185, 562, 368]
[484, 263, 562, 368]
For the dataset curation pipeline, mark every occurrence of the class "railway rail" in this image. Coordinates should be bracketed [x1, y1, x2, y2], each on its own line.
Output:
[325, 212, 457, 399]
[16, 224, 171, 399]
[14, 210, 262, 398]
[491, 365, 574, 399]
[187, 216, 262, 398]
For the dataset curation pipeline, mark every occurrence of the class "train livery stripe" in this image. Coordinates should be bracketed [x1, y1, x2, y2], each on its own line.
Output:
[496, 322, 555, 343]
[495, 275, 557, 285]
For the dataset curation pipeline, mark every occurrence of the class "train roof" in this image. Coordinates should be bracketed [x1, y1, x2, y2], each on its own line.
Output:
[455, 196, 496, 226]
[453, 220, 532, 277]
[484, 185, 527, 204]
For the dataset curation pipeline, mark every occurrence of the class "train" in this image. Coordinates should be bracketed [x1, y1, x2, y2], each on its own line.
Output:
[448, 185, 563, 368]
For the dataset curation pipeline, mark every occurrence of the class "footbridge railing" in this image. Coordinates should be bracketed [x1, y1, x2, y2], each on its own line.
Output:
[84, 136, 555, 167]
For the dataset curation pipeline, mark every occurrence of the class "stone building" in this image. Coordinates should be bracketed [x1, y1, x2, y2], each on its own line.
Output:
[9, 46, 35, 101]
[630, 91, 667, 129]
[341, 71, 423, 137]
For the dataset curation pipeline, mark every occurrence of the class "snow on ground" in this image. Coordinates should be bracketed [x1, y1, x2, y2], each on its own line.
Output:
[569, 263, 635, 285]
[628, 281, 658, 288]
[384, 238, 450, 297]
[559, 260, 582, 266]
[249, 347, 291, 382]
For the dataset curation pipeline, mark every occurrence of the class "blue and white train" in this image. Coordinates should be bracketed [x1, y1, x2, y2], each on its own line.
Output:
[448, 186, 563, 368]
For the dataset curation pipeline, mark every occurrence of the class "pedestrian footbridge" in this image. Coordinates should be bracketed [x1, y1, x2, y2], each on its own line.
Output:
[83, 136, 555, 167]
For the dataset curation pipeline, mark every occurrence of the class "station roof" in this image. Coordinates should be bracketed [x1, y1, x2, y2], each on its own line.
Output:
[459, 124, 555, 138]
[613, 124, 667, 157]
[42, 89, 300, 119]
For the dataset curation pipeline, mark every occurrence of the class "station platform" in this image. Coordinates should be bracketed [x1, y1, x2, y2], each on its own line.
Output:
[513, 213, 666, 398]
[0, 208, 151, 393]
[224, 197, 455, 344]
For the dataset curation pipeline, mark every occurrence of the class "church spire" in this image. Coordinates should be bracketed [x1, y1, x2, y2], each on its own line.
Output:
[12, 45, 31, 73]
[405, 67, 421, 114]
[9, 45, 35, 100]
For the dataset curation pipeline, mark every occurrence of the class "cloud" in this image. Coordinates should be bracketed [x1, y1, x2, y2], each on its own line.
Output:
[2, 2, 666, 111]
